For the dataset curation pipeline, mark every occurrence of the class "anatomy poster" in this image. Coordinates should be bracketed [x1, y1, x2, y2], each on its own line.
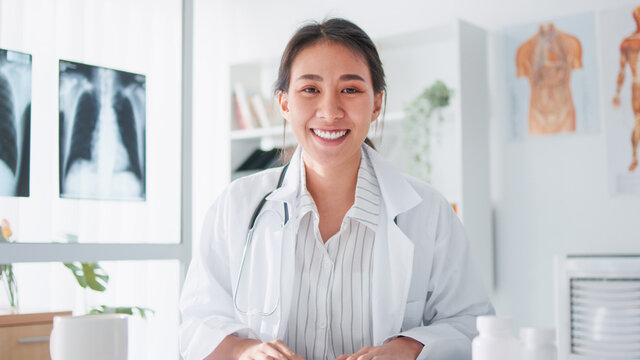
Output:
[59, 60, 146, 201]
[505, 13, 599, 139]
[0, 49, 31, 197]
[602, 6, 640, 195]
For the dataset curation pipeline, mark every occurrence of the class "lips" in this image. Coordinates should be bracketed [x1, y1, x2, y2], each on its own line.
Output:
[311, 128, 349, 140]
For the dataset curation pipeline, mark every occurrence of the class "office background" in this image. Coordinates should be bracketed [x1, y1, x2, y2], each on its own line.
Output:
[1, 0, 639, 358]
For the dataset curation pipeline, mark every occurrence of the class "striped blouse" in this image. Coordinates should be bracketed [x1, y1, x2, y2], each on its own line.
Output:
[283, 148, 380, 360]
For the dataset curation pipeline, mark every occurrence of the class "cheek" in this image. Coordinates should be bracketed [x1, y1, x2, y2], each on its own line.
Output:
[346, 97, 376, 120]
[287, 98, 315, 120]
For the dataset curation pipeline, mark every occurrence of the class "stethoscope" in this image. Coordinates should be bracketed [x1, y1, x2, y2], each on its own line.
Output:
[233, 163, 290, 317]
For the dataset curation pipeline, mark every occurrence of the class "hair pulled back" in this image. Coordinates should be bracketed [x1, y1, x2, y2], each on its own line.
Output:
[274, 18, 385, 95]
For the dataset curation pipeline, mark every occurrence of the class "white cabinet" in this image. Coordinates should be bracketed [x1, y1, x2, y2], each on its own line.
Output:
[228, 20, 493, 288]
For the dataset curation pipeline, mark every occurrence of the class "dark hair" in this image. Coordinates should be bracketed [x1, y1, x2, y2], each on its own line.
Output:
[274, 18, 386, 150]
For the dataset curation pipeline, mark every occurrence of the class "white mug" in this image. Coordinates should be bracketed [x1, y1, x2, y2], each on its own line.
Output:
[50, 314, 128, 360]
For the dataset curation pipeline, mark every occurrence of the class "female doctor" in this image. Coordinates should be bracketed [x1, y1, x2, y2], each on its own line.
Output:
[180, 18, 494, 360]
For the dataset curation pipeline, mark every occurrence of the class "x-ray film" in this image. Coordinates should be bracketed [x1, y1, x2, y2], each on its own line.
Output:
[0, 48, 31, 197]
[59, 60, 146, 201]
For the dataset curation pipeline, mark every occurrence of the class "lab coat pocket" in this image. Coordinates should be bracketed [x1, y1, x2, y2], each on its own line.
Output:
[401, 300, 424, 331]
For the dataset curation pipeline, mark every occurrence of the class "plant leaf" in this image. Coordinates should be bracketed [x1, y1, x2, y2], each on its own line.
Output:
[63, 262, 88, 288]
[89, 305, 155, 319]
[81, 263, 109, 292]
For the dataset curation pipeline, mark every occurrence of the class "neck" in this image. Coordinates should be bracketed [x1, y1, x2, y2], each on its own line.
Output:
[302, 151, 361, 207]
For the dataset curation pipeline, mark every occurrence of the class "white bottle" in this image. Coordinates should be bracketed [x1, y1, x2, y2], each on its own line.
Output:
[520, 328, 557, 360]
[472, 316, 521, 360]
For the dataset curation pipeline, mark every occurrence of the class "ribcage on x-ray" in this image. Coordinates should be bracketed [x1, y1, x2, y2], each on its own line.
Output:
[113, 92, 142, 181]
[0, 74, 17, 174]
[65, 91, 98, 176]
[59, 62, 145, 201]
[64, 90, 142, 181]
[0, 71, 30, 196]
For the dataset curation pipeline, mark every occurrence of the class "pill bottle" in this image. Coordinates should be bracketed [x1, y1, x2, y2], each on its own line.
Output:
[520, 328, 557, 360]
[472, 316, 521, 360]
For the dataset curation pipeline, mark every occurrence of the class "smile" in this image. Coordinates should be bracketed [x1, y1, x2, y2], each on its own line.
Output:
[311, 129, 349, 140]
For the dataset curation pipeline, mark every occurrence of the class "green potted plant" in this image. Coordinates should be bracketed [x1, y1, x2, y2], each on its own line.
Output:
[402, 80, 453, 183]
[64, 261, 154, 318]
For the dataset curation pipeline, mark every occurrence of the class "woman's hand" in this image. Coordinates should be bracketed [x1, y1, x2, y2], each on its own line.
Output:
[237, 339, 305, 360]
[206, 336, 304, 360]
[335, 337, 423, 360]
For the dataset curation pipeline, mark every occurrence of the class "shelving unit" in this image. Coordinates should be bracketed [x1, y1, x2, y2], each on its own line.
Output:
[227, 20, 493, 287]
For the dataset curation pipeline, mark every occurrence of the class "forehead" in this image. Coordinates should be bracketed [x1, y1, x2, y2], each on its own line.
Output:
[290, 41, 370, 79]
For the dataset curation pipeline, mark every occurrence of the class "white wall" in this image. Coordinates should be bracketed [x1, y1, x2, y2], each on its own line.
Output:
[192, 0, 640, 336]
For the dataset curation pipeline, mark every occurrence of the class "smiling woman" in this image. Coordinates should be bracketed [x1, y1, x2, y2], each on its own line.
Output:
[278, 40, 382, 176]
[180, 18, 494, 360]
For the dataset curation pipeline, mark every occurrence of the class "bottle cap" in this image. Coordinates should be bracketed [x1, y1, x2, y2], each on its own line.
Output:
[476, 316, 513, 334]
[520, 328, 556, 346]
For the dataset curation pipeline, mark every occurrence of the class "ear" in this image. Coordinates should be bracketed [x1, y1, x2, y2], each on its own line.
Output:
[278, 91, 289, 120]
[371, 91, 383, 122]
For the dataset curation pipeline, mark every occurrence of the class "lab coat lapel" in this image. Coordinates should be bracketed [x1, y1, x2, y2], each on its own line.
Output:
[365, 146, 422, 345]
[265, 147, 302, 340]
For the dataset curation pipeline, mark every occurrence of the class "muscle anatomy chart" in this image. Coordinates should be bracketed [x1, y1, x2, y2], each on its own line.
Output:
[603, 6, 640, 194]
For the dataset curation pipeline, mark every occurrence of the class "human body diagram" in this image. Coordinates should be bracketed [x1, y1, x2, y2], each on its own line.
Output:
[517, 23, 583, 135]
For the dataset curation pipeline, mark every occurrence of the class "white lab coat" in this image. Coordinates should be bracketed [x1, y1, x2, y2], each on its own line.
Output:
[179, 145, 494, 360]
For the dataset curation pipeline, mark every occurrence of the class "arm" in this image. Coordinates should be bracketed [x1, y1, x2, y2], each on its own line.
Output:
[614, 47, 628, 107]
[179, 192, 257, 359]
[515, 41, 531, 79]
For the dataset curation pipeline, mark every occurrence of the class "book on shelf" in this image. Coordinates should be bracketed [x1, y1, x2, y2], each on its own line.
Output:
[233, 82, 258, 130]
[269, 97, 285, 127]
[249, 94, 272, 128]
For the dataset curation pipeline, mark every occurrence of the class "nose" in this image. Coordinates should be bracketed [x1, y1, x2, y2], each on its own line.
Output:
[316, 91, 344, 120]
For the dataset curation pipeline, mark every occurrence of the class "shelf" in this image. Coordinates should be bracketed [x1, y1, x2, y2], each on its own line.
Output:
[230, 125, 291, 140]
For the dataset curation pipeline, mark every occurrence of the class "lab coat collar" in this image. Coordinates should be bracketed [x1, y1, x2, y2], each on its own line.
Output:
[362, 144, 421, 218]
[265, 146, 302, 205]
[266, 144, 422, 218]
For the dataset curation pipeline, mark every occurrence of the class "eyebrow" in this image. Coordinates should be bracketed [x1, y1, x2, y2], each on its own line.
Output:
[296, 74, 366, 82]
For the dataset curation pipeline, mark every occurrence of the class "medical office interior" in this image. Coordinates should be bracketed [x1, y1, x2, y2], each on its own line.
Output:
[1, 0, 639, 358]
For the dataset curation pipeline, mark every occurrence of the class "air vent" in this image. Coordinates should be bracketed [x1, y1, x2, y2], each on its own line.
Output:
[570, 278, 640, 358]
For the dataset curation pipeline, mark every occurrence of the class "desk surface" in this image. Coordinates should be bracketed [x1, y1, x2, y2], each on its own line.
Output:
[0, 311, 72, 326]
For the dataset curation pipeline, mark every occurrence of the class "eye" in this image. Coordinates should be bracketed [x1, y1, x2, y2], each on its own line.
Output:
[342, 87, 361, 94]
[302, 87, 318, 93]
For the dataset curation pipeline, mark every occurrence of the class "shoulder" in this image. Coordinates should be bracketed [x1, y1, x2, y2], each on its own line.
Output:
[402, 173, 454, 214]
[560, 30, 582, 49]
[227, 167, 283, 195]
[205, 167, 284, 220]
[516, 35, 535, 56]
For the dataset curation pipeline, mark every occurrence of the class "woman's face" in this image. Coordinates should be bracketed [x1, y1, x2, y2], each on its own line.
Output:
[279, 41, 382, 171]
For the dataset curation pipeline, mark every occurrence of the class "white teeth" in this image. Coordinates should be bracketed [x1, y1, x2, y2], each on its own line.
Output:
[312, 129, 348, 140]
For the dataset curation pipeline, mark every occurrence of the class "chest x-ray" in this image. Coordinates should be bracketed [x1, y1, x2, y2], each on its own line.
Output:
[0, 49, 31, 197]
[59, 60, 146, 201]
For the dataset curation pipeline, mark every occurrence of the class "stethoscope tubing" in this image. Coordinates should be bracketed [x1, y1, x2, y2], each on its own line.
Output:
[233, 164, 290, 317]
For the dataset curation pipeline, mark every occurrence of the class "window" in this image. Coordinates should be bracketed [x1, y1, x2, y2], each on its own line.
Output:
[0, 0, 193, 358]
